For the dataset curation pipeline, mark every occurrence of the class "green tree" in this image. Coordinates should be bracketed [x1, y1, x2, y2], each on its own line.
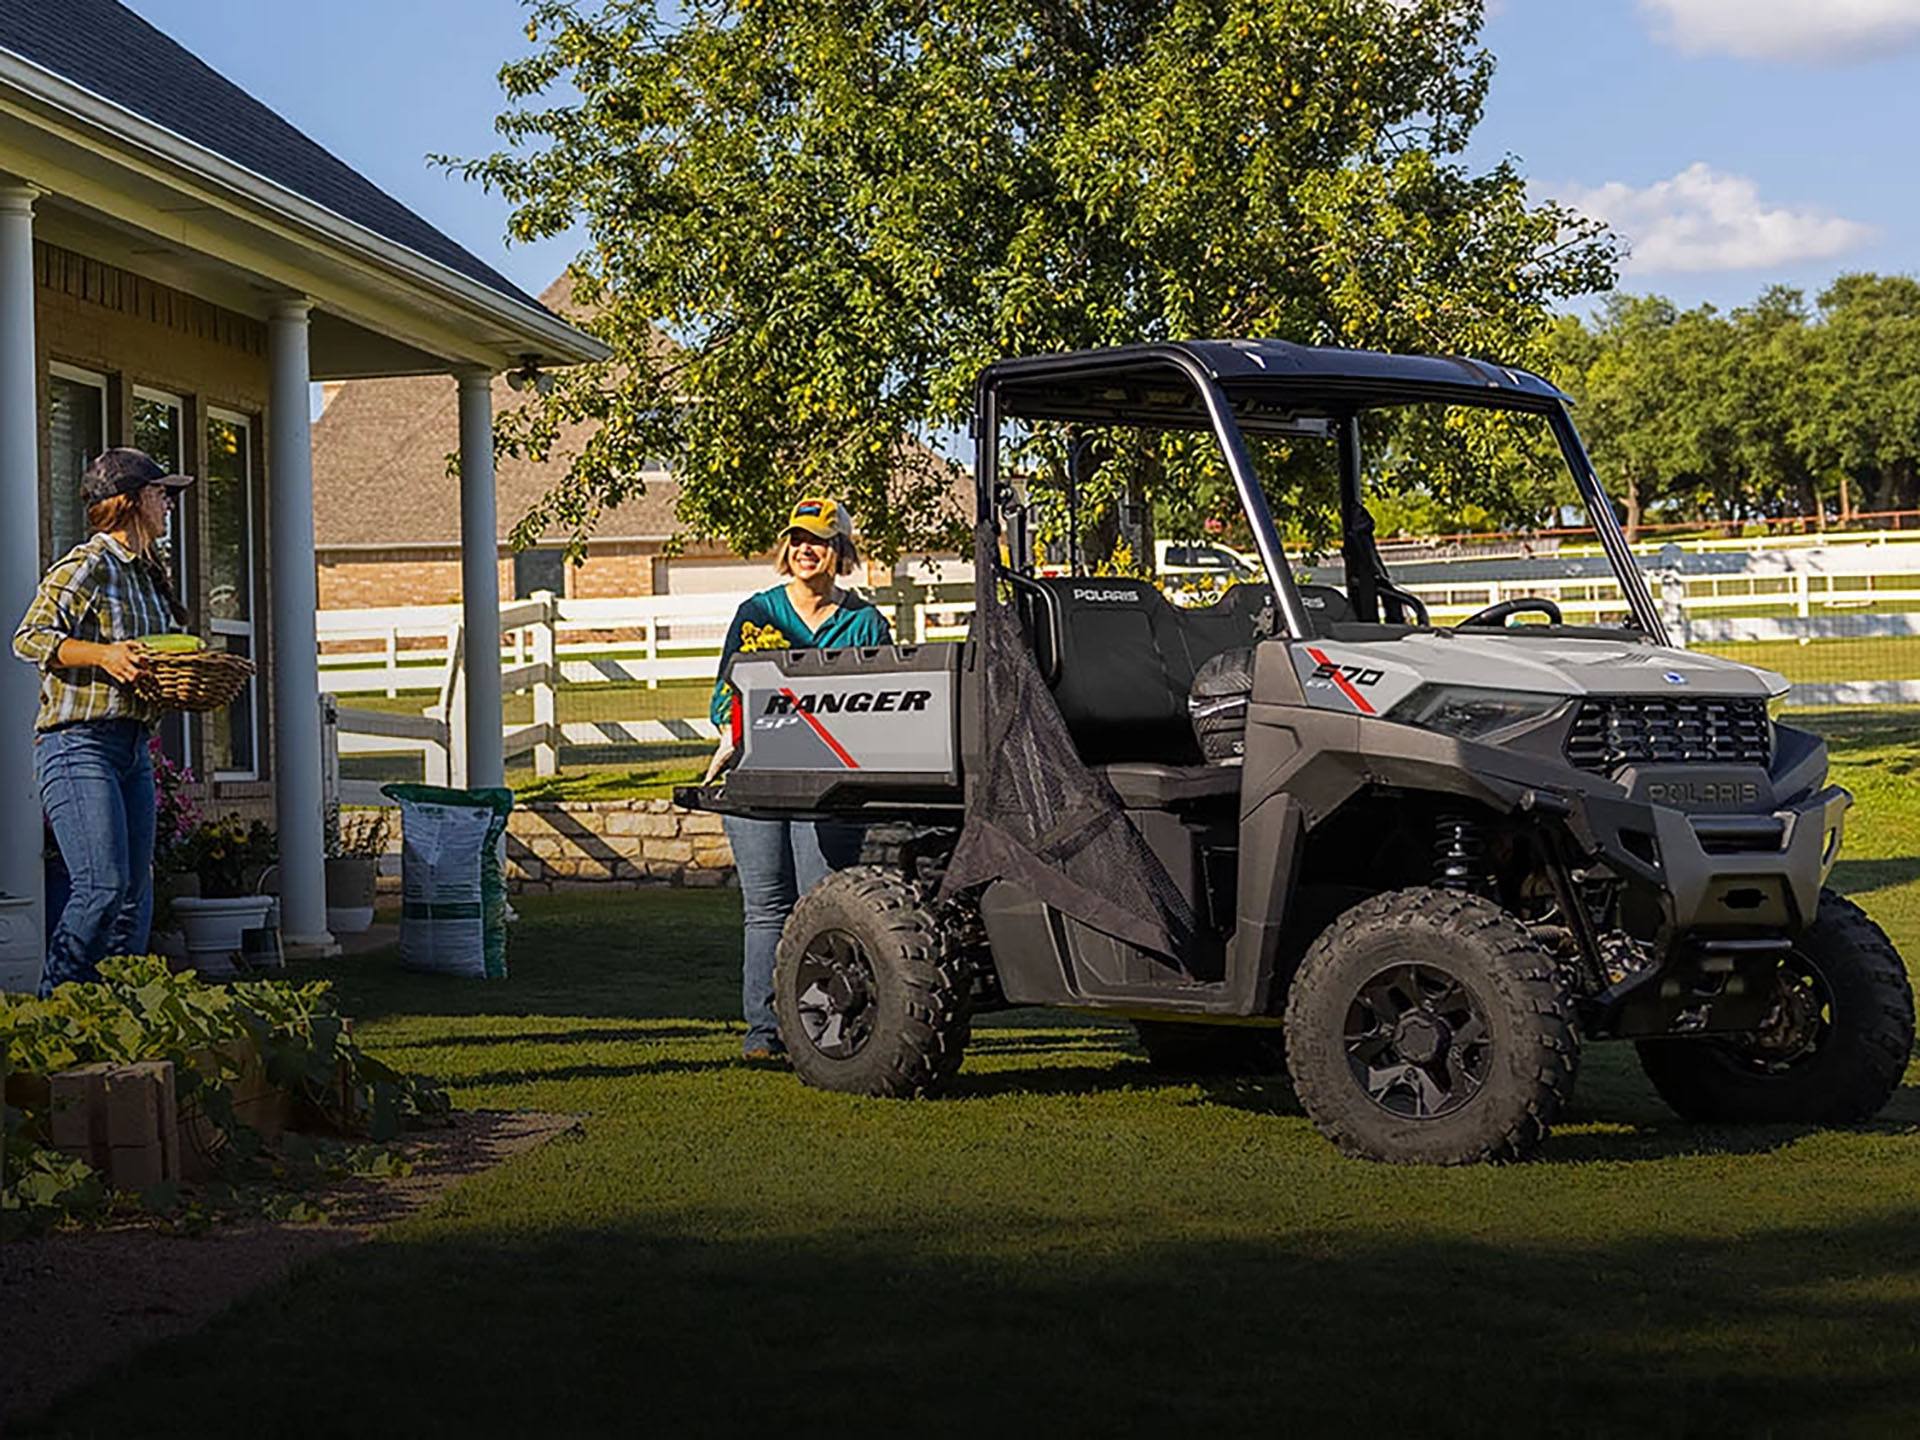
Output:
[1800, 274, 1920, 519]
[455, 0, 1616, 561]
[1550, 295, 1734, 539]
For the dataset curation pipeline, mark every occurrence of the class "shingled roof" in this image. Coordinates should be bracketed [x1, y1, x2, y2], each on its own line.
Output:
[313, 282, 679, 548]
[0, 0, 537, 309]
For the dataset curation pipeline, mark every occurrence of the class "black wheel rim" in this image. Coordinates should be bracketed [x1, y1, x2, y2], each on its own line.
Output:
[1343, 963, 1492, 1120]
[1722, 954, 1832, 1074]
[793, 929, 877, 1060]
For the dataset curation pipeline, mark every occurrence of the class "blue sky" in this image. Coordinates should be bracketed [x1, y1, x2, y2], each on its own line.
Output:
[125, 0, 1920, 317]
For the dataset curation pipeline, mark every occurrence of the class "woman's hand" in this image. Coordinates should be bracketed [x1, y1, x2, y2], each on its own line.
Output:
[54, 638, 148, 683]
[97, 640, 148, 684]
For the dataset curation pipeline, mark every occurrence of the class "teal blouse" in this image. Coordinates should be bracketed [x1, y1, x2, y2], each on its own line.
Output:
[709, 585, 894, 725]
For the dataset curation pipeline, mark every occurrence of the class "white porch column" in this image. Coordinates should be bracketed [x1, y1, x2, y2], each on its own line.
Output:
[457, 369, 505, 790]
[0, 185, 43, 959]
[267, 299, 334, 954]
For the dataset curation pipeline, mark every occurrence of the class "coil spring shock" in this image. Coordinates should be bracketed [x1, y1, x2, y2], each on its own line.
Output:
[1433, 812, 1488, 892]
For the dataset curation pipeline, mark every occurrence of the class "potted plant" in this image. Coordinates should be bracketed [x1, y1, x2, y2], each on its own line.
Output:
[171, 814, 277, 980]
[325, 808, 389, 935]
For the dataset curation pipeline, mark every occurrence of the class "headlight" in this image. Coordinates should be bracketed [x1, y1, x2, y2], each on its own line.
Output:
[1767, 692, 1789, 722]
[1387, 685, 1567, 740]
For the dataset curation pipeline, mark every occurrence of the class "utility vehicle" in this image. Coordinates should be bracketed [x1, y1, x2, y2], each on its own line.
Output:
[680, 341, 1915, 1164]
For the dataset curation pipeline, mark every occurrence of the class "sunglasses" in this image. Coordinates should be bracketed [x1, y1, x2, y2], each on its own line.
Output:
[787, 530, 837, 550]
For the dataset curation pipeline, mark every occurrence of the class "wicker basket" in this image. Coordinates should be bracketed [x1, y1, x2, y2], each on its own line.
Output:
[135, 649, 256, 713]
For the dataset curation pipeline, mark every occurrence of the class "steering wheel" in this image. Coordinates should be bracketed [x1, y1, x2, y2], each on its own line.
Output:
[1459, 597, 1563, 628]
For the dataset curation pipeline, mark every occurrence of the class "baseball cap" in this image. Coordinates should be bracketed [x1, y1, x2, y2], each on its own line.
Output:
[81, 447, 194, 503]
[786, 496, 852, 541]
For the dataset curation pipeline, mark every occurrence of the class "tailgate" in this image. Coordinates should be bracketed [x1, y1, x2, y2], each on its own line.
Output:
[682, 642, 966, 818]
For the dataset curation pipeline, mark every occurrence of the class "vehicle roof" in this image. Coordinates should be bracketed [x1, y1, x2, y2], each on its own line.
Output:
[983, 340, 1570, 431]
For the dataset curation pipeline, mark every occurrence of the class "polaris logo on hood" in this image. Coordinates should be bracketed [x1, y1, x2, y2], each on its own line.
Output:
[764, 689, 933, 716]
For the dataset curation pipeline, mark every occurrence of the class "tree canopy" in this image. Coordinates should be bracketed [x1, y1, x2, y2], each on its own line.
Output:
[1547, 275, 1920, 540]
[456, 0, 1615, 561]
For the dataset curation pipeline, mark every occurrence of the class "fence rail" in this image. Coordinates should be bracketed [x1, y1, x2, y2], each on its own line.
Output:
[324, 543, 1920, 791]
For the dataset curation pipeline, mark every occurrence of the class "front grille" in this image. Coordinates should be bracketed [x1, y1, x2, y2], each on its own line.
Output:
[1565, 697, 1771, 772]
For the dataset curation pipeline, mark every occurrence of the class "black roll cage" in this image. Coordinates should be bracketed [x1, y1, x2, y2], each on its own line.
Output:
[970, 340, 1668, 647]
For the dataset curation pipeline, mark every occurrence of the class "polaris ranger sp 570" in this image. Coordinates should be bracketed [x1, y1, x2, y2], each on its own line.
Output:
[681, 341, 1915, 1165]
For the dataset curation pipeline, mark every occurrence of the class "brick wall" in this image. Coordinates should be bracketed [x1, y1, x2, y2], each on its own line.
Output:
[505, 800, 734, 891]
[492, 801, 916, 893]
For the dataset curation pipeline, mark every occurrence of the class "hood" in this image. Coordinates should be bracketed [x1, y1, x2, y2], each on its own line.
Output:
[1290, 630, 1786, 720]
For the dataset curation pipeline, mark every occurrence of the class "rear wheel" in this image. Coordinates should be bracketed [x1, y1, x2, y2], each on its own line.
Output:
[1284, 887, 1579, 1164]
[774, 867, 972, 1097]
[1134, 1020, 1286, 1076]
[1636, 891, 1915, 1124]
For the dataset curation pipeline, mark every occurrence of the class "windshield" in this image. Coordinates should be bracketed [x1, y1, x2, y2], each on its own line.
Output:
[996, 396, 1659, 636]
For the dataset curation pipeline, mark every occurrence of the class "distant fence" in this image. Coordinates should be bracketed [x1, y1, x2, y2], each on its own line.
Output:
[321, 539, 1920, 798]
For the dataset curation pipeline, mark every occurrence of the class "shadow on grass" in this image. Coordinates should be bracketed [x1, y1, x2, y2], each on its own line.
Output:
[33, 1210, 1920, 1437]
[385, 1022, 731, 1051]
[1830, 855, 1920, 896]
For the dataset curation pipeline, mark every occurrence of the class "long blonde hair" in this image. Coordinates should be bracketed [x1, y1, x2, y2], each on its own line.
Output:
[88, 492, 187, 623]
[87, 493, 164, 554]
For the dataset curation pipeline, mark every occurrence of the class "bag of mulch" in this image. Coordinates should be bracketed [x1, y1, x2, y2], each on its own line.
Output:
[380, 784, 515, 979]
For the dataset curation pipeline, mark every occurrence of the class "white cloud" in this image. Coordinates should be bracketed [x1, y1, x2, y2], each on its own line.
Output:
[1552, 164, 1876, 274]
[1639, 0, 1920, 62]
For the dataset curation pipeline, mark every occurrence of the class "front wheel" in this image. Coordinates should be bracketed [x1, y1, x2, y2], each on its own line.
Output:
[1284, 888, 1579, 1164]
[1636, 891, 1915, 1125]
[774, 867, 972, 1097]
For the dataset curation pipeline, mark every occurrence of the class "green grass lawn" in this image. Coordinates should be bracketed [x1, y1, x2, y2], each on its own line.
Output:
[27, 721, 1920, 1437]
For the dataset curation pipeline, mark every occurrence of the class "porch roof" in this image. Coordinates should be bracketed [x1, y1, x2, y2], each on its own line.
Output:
[0, 0, 608, 376]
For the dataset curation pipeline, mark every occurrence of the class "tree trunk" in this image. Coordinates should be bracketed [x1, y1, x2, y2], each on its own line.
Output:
[1838, 471, 1852, 527]
[1620, 475, 1641, 543]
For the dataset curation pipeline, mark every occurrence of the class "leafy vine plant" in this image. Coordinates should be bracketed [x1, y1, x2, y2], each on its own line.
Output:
[1, 957, 447, 1235]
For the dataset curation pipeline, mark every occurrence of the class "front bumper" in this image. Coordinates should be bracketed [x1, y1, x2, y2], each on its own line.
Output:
[1569, 784, 1850, 935]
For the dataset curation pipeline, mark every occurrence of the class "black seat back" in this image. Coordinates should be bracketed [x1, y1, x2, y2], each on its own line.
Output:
[1030, 579, 1273, 765]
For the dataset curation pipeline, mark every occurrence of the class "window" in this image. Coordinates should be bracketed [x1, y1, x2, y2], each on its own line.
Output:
[47, 364, 108, 560]
[136, 389, 192, 769]
[513, 547, 566, 599]
[205, 409, 258, 780]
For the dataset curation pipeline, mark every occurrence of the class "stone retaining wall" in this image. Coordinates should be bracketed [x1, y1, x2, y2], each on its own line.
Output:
[506, 800, 735, 893]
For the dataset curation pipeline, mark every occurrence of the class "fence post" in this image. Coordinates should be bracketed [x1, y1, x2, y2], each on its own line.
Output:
[532, 589, 558, 778]
[441, 619, 467, 789]
[384, 625, 398, 698]
[1794, 568, 1811, 619]
[645, 610, 659, 690]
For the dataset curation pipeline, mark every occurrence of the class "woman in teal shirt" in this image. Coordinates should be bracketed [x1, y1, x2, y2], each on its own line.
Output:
[710, 497, 892, 1060]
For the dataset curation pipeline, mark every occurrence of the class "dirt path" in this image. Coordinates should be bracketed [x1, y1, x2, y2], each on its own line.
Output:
[0, 1110, 578, 1429]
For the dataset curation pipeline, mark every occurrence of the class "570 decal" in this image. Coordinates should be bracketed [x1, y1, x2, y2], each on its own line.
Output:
[1302, 646, 1381, 716]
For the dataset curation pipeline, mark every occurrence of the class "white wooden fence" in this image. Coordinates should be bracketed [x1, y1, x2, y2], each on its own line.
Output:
[321, 544, 1920, 797]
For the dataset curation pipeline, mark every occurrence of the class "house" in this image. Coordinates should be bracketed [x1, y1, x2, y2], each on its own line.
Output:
[312, 280, 980, 606]
[312, 282, 778, 606]
[0, 1, 605, 966]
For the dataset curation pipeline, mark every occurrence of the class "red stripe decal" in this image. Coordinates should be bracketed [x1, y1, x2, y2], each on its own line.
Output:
[781, 688, 860, 769]
[1304, 647, 1376, 716]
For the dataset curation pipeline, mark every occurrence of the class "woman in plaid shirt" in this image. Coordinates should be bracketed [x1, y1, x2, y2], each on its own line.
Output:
[13, 448, 192, 993]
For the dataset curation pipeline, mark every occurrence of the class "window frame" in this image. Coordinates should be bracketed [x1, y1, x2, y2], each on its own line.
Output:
[134, 386, 194, 769]
[204, 405, 260, 782]
[46, 361, 110, 562]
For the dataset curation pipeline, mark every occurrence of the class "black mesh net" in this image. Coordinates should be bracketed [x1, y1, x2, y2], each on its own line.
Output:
[940, 525, 1196, 959]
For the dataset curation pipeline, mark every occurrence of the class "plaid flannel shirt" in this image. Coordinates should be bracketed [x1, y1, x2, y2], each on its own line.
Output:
[12, 533, 181, 731]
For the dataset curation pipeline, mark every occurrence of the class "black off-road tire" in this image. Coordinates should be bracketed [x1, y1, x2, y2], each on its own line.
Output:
[1134, 1020, 1287, 1076]
[774, 866, 972, 1097]
[1283, 887, 1579, 1165]
[1636, 891, 1915, 1125]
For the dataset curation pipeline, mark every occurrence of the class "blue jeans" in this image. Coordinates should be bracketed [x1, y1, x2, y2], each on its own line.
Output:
[723, 815, 864, 1055]
[37, 719, 155, 994]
